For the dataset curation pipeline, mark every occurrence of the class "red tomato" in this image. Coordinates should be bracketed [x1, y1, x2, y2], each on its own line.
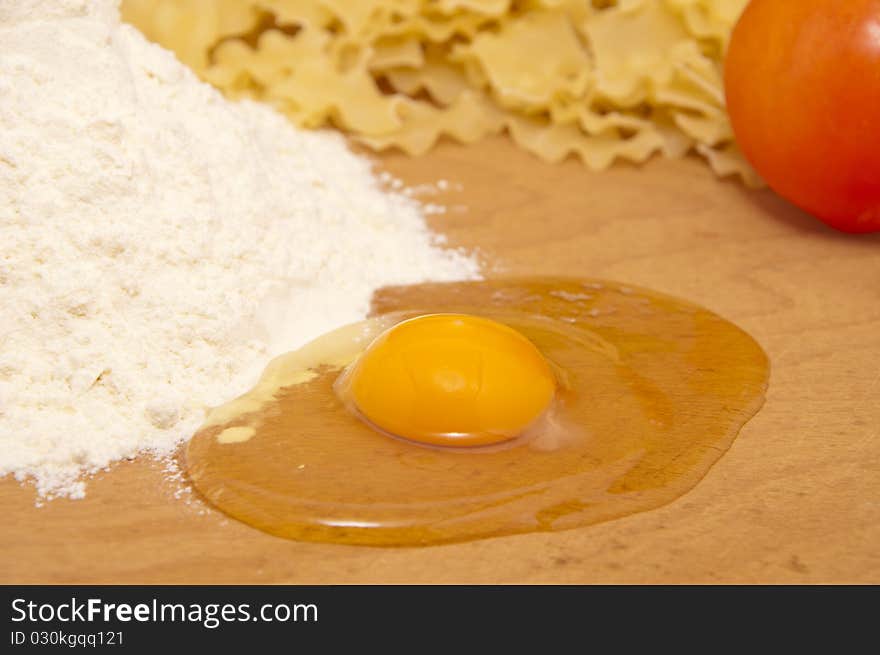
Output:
[724, 0, 880, 233]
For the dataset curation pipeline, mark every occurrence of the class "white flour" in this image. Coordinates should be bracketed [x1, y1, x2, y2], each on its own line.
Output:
[0, 2, 479, 500]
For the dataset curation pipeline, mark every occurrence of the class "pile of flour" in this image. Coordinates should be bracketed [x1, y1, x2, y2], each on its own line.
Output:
[0, 1, 478, 500]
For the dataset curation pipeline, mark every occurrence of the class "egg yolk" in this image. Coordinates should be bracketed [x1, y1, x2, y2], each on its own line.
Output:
[342, 314, 556, 447]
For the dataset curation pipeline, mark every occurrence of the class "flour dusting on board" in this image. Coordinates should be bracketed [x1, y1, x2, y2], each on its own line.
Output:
[0, 1, 478, 501]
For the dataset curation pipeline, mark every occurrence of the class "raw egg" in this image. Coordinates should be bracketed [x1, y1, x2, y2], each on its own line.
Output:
[186, 278, 769, 546]
[337, 313, 556, 448]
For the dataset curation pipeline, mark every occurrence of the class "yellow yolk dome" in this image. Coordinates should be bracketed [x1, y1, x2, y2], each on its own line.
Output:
[343, 314, 556, 447]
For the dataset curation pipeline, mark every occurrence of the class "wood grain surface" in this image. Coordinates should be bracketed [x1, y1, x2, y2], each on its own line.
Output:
[2, 137, 879, 583]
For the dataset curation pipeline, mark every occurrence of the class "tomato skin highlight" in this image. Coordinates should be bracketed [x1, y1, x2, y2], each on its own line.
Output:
[724, 0, 880, 233]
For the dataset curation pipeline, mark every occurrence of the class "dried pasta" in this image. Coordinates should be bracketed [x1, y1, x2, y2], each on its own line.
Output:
[120, 0, 761, 185]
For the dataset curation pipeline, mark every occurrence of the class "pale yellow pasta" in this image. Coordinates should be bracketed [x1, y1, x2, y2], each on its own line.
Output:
[531, 0, 598, 28]
[382, 12, 497, 41]
[584, 1, 693, 107]
[121, 0, 763, 185]
[655, 118, 696, 158]
[455, 11, 592, 112]
[697, 143, 763, 188]
[320, 0, 406, 34]
[265, 30, 404, 132]
[369, 37, 425, 70]
[551, 103, 655, 137]
[253, 0, 335, 29]
[120, 0, 260, 72]
[385, 51, 471, 106]
[432, 0, 511, 15]
[673, 110, 732, 146]
[507, 114, 666, 168]
[656, 65, 725, 116]
[668, 0, 750, 50]
[580, 109, 656, 137]
[672, 47, 727, 105]
[358, 90, 505, 154]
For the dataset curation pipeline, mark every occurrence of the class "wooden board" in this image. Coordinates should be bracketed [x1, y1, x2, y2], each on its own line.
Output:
[2, 137, 879, 583]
